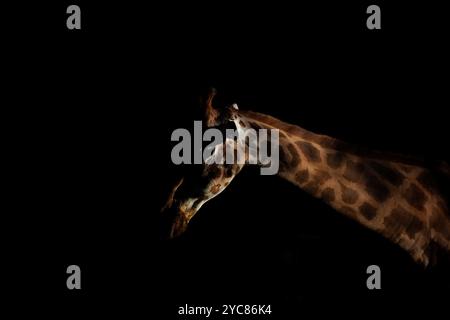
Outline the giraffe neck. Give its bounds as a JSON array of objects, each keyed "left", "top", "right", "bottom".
[{"left": 238, "top": 110, "right": 450, "bottom": 266}]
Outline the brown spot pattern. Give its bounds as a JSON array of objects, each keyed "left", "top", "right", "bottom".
[
  {"left": 316, "top": 171, "right": 332, "bottom": 183},
  {"left": 279, "top": 147, "right": 289, "bottom": 168},
  {"left": 359, "top": 203, "right": 377, "bottom": 220},
  {"left": 384, "top": 208, "right": 407, "bottom": 236},
  {"left": 365, "top": 174, "right": 391, "bottom": 203},
  {"left": 341, "top": 205, "right": 357, "bottom": 217},
  {"left": 295, "top": 170, "right": 309, "bottom": 184},
  {"left": 204, "top": 165, "right": 222, "bottom": 179},
  {"left": 326, "top": 152, "right": 344, "bottom": 169},
  {"left": 287, "top": 143, "right": 301, "bottom": 167},
  {"left": 296, "top": 141, "right": 321, "bottom": 162},
  {"left": 404, "top": 183, "right": 428, "bottom": 211},
  {"left": 210, "top": 184, "right": 222, "bottom": 194},
  {"left": 304, "top": 181, "right": 319, "bottom": 194},
  {"left": 384, "top": 207, "right": 424, "bottom": 239},
  {"left": 343, "top": 160, "right": 366, "bottom": 182},
  {"left": 405, "top": 216, "right": 424, "bottom": 239},
  {"left": 339, "top": 182, "right": 359, "bottom": 204},
  {"left": 370, "top": 161, "right": 404, "bottom": 186},
  {"left": 343, "top": 160, "right": 390, "bottom": 202},
  {"left": 322, "top": 188, "right": 335, "bottom": 202},
  {"left": 303, "top": 171, "right": 331, "bottom": 195}
]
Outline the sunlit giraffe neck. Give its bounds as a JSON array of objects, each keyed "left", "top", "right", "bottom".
[{"left": 236, "top": 110, "right": 450, "bottom": 266}]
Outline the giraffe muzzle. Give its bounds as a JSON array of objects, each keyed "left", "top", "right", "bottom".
[{"left": 159, "top": 204, "right": 191, "bottom": 240}]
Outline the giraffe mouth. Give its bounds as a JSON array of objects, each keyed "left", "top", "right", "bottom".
[{"left": 159, "top": 205, "right": 191, "bottom": 240}]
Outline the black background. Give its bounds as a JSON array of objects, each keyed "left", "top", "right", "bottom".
[{"left": 6, "top": 1, "right": 450, "bottom": 318}]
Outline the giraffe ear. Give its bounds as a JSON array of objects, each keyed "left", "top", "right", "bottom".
[{"left": 202, "top": 87, "right": 221, "bottom": 127}]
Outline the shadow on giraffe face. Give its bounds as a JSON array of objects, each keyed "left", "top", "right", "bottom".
[
  {"left": 159, "top": 88, "right": 244, "bottom": 240},
  {"left": 159, "top": 200, "right": 190, "bottom": 239},
  {"left": 159, "top": 88, "right": 281, "bottom": 239},
  {"left": 159, "top": 151, "right": 245, "bottom": 239}
]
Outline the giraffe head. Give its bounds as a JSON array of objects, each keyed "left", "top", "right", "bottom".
[{"left": 159, "top": 89, "right": 245, "bottom": 239}]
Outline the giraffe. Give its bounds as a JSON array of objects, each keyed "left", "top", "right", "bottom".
[{"left": 160, "top": 89, "right": 450, "bottom": 266}]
